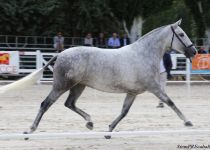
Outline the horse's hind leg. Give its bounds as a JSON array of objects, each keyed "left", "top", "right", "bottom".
[
  {"left": 151, "top": 86, "right": 193, "bottom": 126},
  {"left": 25, "top": 87, "right": 67, "bottom": 134},
  {"left": 64, "top": 84, "right": 93, "bottom": 130}
]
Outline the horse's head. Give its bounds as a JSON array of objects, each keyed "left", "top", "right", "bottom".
[{"left": 170, "top": 19, "right": 197, "bottom": 61}]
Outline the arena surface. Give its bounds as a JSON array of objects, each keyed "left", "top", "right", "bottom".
[{"left": 0, "top": 84, "right": 210, "bottom": 150}]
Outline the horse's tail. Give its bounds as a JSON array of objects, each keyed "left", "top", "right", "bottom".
[{"left": 0, "top": 55, "right": 58, "bottom": 94}]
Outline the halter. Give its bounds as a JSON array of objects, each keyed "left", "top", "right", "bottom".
[{"left": 170, "top": 26, "right": 194, "bottom": 50}]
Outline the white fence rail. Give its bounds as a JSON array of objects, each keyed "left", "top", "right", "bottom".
[
  {"left": 0, "top": 129, "right": 210, "bottom": 140},
  {"left": 19, "top": 51, "right": 56, "bottom": 80}
]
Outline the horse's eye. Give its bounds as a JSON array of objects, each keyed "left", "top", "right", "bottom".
[{"left": 179, "top": 33, "right": 184, "bottom": 37}]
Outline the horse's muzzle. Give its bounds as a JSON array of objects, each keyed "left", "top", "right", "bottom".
[
  {"left": 192, "top": 46, "right": 198, "bottom": 56},
  {"left": 184, "top": 46, "right": 197, "bottom": 62}
]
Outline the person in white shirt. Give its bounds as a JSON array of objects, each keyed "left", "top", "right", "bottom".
[
  {"left": 84, "top": 33, "right": 93, "bottom": 46},
  {"left": 53, "top": 32, "right": 64, "bottom": 53}
]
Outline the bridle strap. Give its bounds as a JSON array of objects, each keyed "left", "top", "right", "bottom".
[
  {"left": 170, "top": 26, "right": 194, "bottom": 49},
  {"left": 186, "top": 43, "right": 194, "bottom": 48},
  {"left": 170, "top": 30, "right": 175, "bottom": 49}
]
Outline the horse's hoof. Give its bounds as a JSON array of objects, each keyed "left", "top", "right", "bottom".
[
  {"left": 104, "top": 135, "right": 111, "bottom": 139},
  {"left": 23, "top": 131, "right": 29, "bottom": 140},
  {"left": 86, "top": 122, "right": 94, "bottom": 130},
  {"left": 185, "top": 121, "right": 193, "bottom": 126}
]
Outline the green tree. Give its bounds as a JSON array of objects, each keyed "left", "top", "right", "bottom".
[
  {"left": 61, "top": 0, "right": 120, "bottom": 36},
  {"left": 184, "top": 0, "right": 210, "bottom": 44},
  {"left": 0, "top": 0, "right": 208, "bottom": 42},
  {"left": 143, "top": 0, "right": 195, "bottom": 38},
  {"left": 0, "top": 0, "right": 61, "bottom": 35},
  {"left": 108, "top": 0, "right": 173, "bottom": 42},
  {"left": 184, "top": 0, "right": 205, "bottom": 38}
]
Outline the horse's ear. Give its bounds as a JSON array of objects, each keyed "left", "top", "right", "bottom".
[
  {"left": 172, "top": 19, "right": 182, "bottom": 28},
  {"left": 176, "top": 19, "right": 182, "bottom": 25}
]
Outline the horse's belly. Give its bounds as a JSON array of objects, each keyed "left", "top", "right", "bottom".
[
  {"left": 86, "top": 84, "right": 126, "bottom": 93},
  {"left": 82, "top": 79, "right": 143, "bottom": 94}
]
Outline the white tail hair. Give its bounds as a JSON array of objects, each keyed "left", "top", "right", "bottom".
[
  {"left": 0, "top": 69, "right": 43, "bottom": 94},
  {"left": 0, "top": 55, "right": 57, "bottom": 94}
]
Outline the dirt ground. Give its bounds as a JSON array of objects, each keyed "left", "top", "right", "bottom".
[{"left": 0, "top": 84, "right": 210, "bottom": 150}]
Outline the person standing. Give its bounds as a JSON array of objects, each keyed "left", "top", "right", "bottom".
[
  {"left": 96, "top": 32, "right": 106, "bottom": 48},
  {"left": 107, "top": 33, "right": 120, "bottom": 48},
  {"left": 84, "top": 33, "right": 93, "bottom": 46},
  {"left": 120, "top": 33, "right": 130, "bottom": 47},
  {"left": 157, "top": 52, "right": 173, "bottom": 108},
  {"left": 53, "top": 32, "right": 64, "bottom": 53},
  {"left": 198, "top": 46, "right": 207, "bottom": 54}
]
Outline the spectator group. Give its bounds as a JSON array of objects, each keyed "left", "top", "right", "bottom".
[{"left": 83, "top": 32, "right": 130, "bottom": 48}]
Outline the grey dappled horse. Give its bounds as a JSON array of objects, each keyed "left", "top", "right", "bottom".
[{"left": 26, "top": 20, "right": 197, "bottom": 136}]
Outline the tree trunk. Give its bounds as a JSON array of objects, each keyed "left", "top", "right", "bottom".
[
  {"left": 123, "top": 16, "right": 144, "bottom": 43},
  {"left": 204, "top": 29, "right": 210, "bottom": 48}
]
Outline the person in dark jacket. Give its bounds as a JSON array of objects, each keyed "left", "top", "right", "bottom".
[
  {"left": 198, "top": 47, "right": 207, "bottom": 54},
  {"left": 96, "top": 32, "right": 107, "bottom": 48},
  {"left": 157, "top": 51, "right": 172, "bottom": 108},
  {"left": 163, "top": 52, "right": 173, "bottom": 80},
  {"left": 120, "top": 33, "right": 130, "bottom": 47}
]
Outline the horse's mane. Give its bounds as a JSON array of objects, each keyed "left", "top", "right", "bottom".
[{"left": 137, "top": 25, "right": 168, "bottom": 41}]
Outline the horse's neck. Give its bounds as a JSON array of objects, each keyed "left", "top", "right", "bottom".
[{"left": 135, "top": 27, "right": 171, "bottom": 62}]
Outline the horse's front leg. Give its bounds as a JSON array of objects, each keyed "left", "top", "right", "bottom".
[
  {"left": 105, "top": 94, "right": 136, "bottom": 139},
  {"left": 151, "top": 86, "right": 193, "bottom": 126}
]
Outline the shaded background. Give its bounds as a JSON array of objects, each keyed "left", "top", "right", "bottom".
[{"left": 0, "top": 0, "right": 209, "bottom": 43}]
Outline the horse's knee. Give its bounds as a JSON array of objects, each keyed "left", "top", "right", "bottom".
[
  {"left": 121, "top": 109, "right": 129, "bottom": 118},
  {"left": 121, "top": 113, "right": 127, "bottom": 118},
  {"left": 40, "top": 100, "right": 49, "bottom": 109},
  {"left": 167, "top": 99, "right": 174, "bottom": 107},
  {"left": 64, "top": 101, "right": 70, "bottom": 107},
  {"left": 40, "top": 97, "right": 54, "bottom": 110}
]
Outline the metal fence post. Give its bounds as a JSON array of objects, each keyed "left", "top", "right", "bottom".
[
  {"left": 36, "top": 50, "right": 42, "bottom": 69},
  {"left": 36, "top": 50, "right": 43, "bottom": 83},
  {"left": 186, "top": 58, "right": 191, "bottom": 99},
  {"left": 186, "top": 59, "right": 191, "bottom": 83}
]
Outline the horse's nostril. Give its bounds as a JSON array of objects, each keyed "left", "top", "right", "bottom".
[
  {"left": 194, "top": 49, "right": 198, "bottom": 55},
  {"left": 192, "top": 48, "right": 197, "bottom": 55}
]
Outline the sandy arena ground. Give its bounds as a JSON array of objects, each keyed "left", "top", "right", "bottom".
[{"left": 0, "top": 83, "right": 210, "bottom": 150}]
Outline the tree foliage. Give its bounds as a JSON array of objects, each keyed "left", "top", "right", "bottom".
[
  {"left": 0, "top": 0, "right": 209, "bottom": 39},
  {"left": 143, "top": 0, "right": 195, "bottom": 37},
  {"left": 0, "top": 0, "right": 61, "bottom": 35},
  {"left": 109, "top": 0, "right": 173, "bottom": 31}
]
